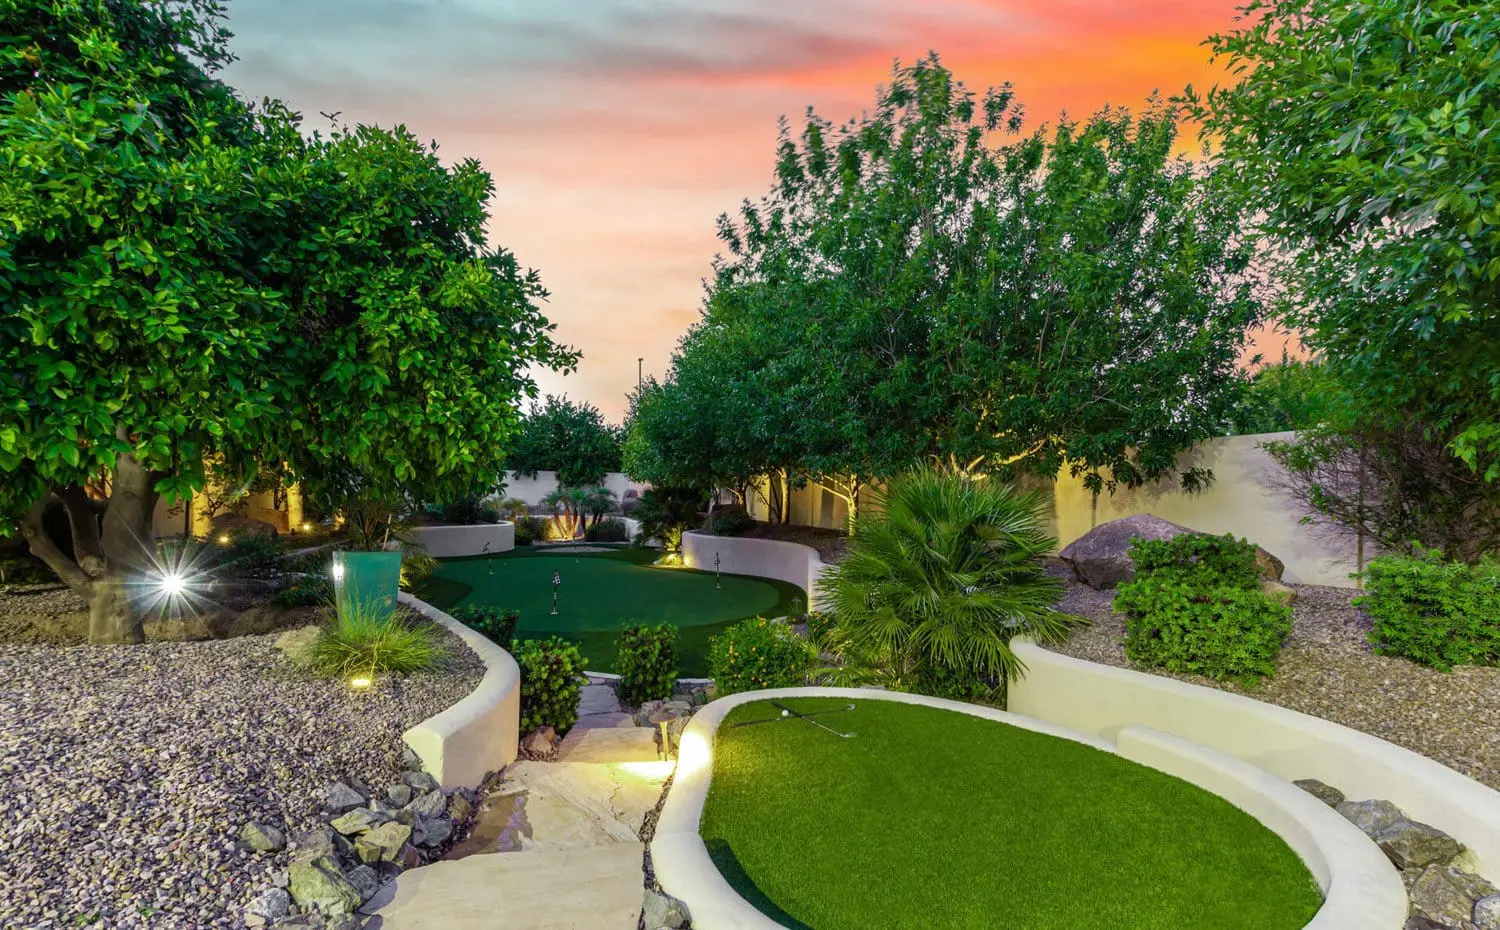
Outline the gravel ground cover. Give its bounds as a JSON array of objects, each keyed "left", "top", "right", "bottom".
[
  {"left": 1050, "top": 567, "right": 1500, "bottom": 790},
  {"left": 0, "top": 624, "right": 483, "bottom": 929},
  {"left": 732, "top": 522, "right": 849, "bottom": 563}
]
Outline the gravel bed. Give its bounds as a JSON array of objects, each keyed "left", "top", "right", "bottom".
[
  {"left": 732, "top": 522, "right": 849, "bottom": 563},
  {"left": 0, "top": 625, "right": 484, "bottom": 929},
  {"left": 1051, "top": 570, "right": 1500, "bottom": 790}
]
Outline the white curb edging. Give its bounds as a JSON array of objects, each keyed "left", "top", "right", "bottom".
[
  {"left": 681, "top": 531, "right": 832, "bottom": 611},
  {"left": 399, "top": 593, "right": 521, "bottom": 790},
  {"left": 651, "top": 687, "right": 1407, "bottom": 930}
]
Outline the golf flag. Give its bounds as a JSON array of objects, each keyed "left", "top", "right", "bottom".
[{"left": 553, "top": 570, "right": 561, "bottom": 589}]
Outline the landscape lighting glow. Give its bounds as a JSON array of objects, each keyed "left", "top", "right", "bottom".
[
  {"left": 349, "top": 675, "right": 373, "bottom": 690},
  {"left": 331, "top": 562, "right": 345, "bottom": 581},
  {"left": 217, "top": 534, "right": 230, "bottom": 545},
  {"left": 158, "top": 572, "right": 187, "bottom": 597}
]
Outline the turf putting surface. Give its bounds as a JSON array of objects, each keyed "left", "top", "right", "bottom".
[
  {"left": 422, "top": 547, "right": 802, "bottom": 675},
  {"left": 701, "top": 698, "right": 1322, "bottom": 930}
]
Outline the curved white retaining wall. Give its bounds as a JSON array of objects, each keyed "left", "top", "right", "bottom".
[
  {"left": 399, "top": 593, "right": 520, "bottom": 789},
  {"left": 652, "top": 687, "right": 1405, "bottom": 930},
  {"left": 410, "top": 522, "right": 515, "bottom": 558},
  {"left": 1009, "top": 640, "right": 1500, "bottom": 876},
  {"left": 681, "top": 531, "right": 831, "bottom": 610}
]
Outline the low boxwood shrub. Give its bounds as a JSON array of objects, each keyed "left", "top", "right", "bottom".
[
  {"left": 708, "top": 507, "right": 754, "bottom": 537},
  {"left": 585, "top": 517, "right": 629, "bottom": 543},
  {"left": 301, "top": 607, "right": 450, "bottom": 677},
  {"left": 515, "top": 637, "right": 589, "bottom": 734},
  {"left": 451, "top": 604, "right": 520, "bottom": 650},
  {"left": 438, "top": 497, "right": 501, "bottom": 525},
  {"left": 708, "top": 617, "right": 815, "bottom": 695},
  {"left": 1116, "top": 577, "right": 1293, "bottom": 681},
  {"left": 1129, "top": 533, "right": 1263, "bottom": 589},
  {"left": 1357, "top": 549, "right": 1500, "bottom": 671},
  {"left": 514, "top": 516, "right": 546, "bottom": 546},
  {"left": 616, "top": 623, "right": 678, "bottom": 706}
]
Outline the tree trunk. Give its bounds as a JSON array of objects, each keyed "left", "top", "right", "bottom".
[{"left": 88, "top": 575, "right": 144, "bottom": 645}]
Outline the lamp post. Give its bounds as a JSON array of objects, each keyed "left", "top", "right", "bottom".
[{"left": 714, "top": 552, "right": 721, "bottom": 589}]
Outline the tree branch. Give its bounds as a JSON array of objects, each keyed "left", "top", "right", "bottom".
[
  {"left": 20, "top": 496, "right": 96, "bottom": 595},
  {"left": 55, "top": 484, "right": 106, "bottom": 578}
]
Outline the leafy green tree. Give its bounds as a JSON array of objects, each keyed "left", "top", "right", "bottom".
[
  {"left": 1192, "top": 0, "right": 1500, "bottom": 479},
  {"left": 816, "top": 469, "right": 1077, "bottom": 697},
  {"left": 1227, "top": 357, "right": 1344, "bottom": 435},
  {"left": 507, "top": 395, "right": 622, "bottom": 488},
  {"left": 0, "top": 0, "right": 575, "bottom": 642}
]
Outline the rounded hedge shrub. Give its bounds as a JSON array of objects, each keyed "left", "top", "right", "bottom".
[
  {"left": 616, "top": 623, "right": 679, "bottom": 706},
  {"left": 451, "top": 604, "right": 520, "bottom": 650},
  {"left": 1116, "top": 577, "right": 1293, "bottom": 681},
  {"left": 515, "top": 636, "right": 588, "bottom": 734},
  {"left": 708, "top": 507, "right": 754, "bottom": 537},
  {"left": 709, "top": 618, "right": 815, "bottom": 695},
  {"left": 1357, "top": 548, "right": 1500, "bottom": 671}
]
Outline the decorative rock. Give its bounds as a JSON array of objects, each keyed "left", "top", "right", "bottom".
[
  {"left": 326, "top": 916, "right": 363, "bottom": 930},
  {"left": 1475, "top": 894, "right": 1500, "bottom": 930},
  {"left": 414, "top": 815, "right": 453, "bottom": 848},
  {"left": 447, "top": 791, "right": 475, "bottom": 823},
  {"left": 290, "top": 828, "right": 351, "bottom": 863},
  {"left": 400, "top": 746, "right": 424, "bottom": 772},
  {"left": 1293, "top": 779, "right": 1344, "bottom": 807},
  {"left": 243, "top": 887, "right": 291, "bottom": 927},
  {"left": 273, "top": 625, "right": 321, "bottom": 661},
  {"left": 642, "top": 887, "right": 691, "bottom": 929},
  {"left": 520, "top": 726, "right": 559, "bottom": 756},
  {"left": 1261, "top": 579, "right": 1299, "bottom": 605},
  {"left": 399, "top": 842, "right": 425, "bottom": 870},
  {"left": 344, "top": 864, "right": 381, "bottom": 903},
  {"left": 385, "top": 783, "right": 413, "bottom": 808},
  {"left": 401, "top": 771, "right": 441, "bottom": 795},
  {"left": 1336, "top": 798, "right": 1404, "bottom": 838},
  {"left": 289, "top": 855, "right": 363, "bottom": 917},
  {"left": 1404, "top": 918, "right": 1449, "bottom": 930},
  {"left": 1409, "top": 866, "right": 1482, "bottom": 928},
  {"left": 407, "top": 789, "right": 448, "bottom": 819},
  {"left": 1058, "top": 514, "right": 1284, "bottom": 589},
  {"left": 323, "top": 781, "right": 367, "bottom": 814},
  {"left": 1377, "top": 819, "right": 1464, "bottom": 870},
  {"left": 330, "top": 808, "right": 387, "bottom": 836},
  {"left": 355, "top": 821, "right": 413, "bottom": 864},
  {"left": 240, "top": 821, "right": 287, "bottom": 852},
  {"left": 369, "top": 798, "right": 396, "bottom": 815}
]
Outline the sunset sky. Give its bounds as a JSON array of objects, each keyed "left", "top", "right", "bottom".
[{"left": 221, "top": 0, "right": 1258, "bottom": 422}]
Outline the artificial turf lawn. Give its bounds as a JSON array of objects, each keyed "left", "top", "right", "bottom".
[
  {"left": 700, "top": 698, "right": 1323, "bottom": 930},
  {"left": 421, "top": 546, "right": 803, "bottom": 675}
]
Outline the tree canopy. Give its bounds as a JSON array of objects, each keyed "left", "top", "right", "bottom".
[
  {"left": 0, "top": 0, "right": 575, "bottom": 640},
  {"left": 630, "top": 56, "right": 1262, "bottom": 511},
  {"left": 506, "top": 395, "right": 622, "bottom": 488},
  {"left": 1193, "top": 0, "right": 1500, "bottom": 479}
]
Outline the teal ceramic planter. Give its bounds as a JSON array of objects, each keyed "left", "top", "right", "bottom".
[{"left": 332, "top": 550, "right": 402, "bottom": 618}]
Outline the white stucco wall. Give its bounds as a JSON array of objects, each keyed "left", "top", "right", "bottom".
[
  {"left": 409, "top": 522, "right": 515, "bottom": 558},
  {"left": 501, "top": 470, "right": 648, "bottom": 507},
  {"left": 681, "top": 530, "right": 831, "bottom": 610}
]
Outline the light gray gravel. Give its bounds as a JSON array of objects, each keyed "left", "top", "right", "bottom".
[
  {"left": 0, "top": 625, "right": 483, "bottom": 929},
  {"left": 1051, "top": 571, "right": 1500, "bottom": 791}
]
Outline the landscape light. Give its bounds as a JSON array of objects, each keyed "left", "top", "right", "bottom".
[
  {"left": 158, "top": 572, "right": 187, "bottom": 597},
  {"left": 217, "top": 534, "right": 231, "bottom": 545},
  {"left": 331, "top": 561, "right": 345, "bottom": 581},
  {"left": 349, "top": 675, "right": 373, "bottom": 690},
  {"left": 301, "top": 522, "right": 313, "bottom": 533}
]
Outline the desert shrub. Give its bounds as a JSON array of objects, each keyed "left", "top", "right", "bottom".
[
  {"left": 1128, "top": 533, "right": 1263, "bottom": 590},
  {"left": 399, "top": 549, "right": 438, "bottom": 592},
  {"left": 708, "top": 507, "right": 754, "bottom": 537},
  {"left": 451, "top": 604, "right": 520, "bottom": 650},
  {"left": 514, "top": 637, "right": 589, "bottom": 734},
  {"left": 1116, "top": 577, "right": 1293, "bottom": 681},
  {"left": 1357, "top": 549, "right": 1500, "bottom": 671},
  {"left": 211, "top": 533, "right": 287, "bottom": 578},
  {"left": 585, "top": 517, "right": 629, "bottom": 543},
  {"left": 274, "top": 575, "right": 332, "bottom": 608},
  {"left": 708, "top": 618, "right": 815, "bottom": 695},
  {"left": 633, "top": 486, "right": 707, "bottom": 553},
  {"left": 496, "top": 498, "right": 530, "bottom": 522},
  {"left": 615, "top": 623, "right": 678, "bottom": 706},
  {"left": 513, "top": 516, "right": 546, "bottom": 546},
  {"left": 439, "top": 497, "right": 501, "bottom": 525},
  {"left": 301, "top": 607, "right": 450, "bottom": 677}
]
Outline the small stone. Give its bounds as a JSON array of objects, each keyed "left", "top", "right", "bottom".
[
  {"left": 407, "top": 789, "right": 447, "bottom": 819},
  {"left": 415, "top": 815, "right": 452, "bottom": 848},
  {"left": 447, "top": 792, "right": 474, "bottom": 823},
  {"left": 355, "top": 821, "right": 412, "bottom": 864},
  {"left": 400, "top": 746, "right": 424, "bottom": 772},
  {"left": 323, "top": 782, "right": 367, "bottom": 814},
  {"left": 239, "top": 821, "right": 287, "bottom": 853},
  {"left": 399, "top": 842, "right": 424, "bottom": 870},
  {"left": 642, "top": 888, "right": 691, "bottom": 929},
  {"left": 1377, "top": 819, "right": 1464, "bottom": 870},
  {"left": 1292, "top": 779, "right": 1344, "bottom": 807},
  {"left": 288, "top": 855, "right": 362, "bottom": 917},
  {"left": 385, "top": 784, "right": 413, "bottom": 808},
  {"left": 243, "top": 887, "right": 291, "bottom": 927},
  {"left": 1475, "top": 894, "right": 1500, "bottom": 930},
  {"left": 344, "top": 864, "right": 380, "bottom": 903},
  {"left": 1336, "top": 798, "right": 1403, "bottom": 838},
  {"left": 520, "top": 726, "right": 558, "bottom": 756},
  {"left": 330, "top": 808, "right": 387, "bottom": 837},
  {"left": 401, "top": 771, "right": 440, "bottom": 795},
  {"left": 1260, "top": 579, "right": 1298, "bottom": 605},
  {"left": 290, "top": 828, "right": 349, "bottom": 863},
  {"left": 1409, "top": 866, "right": 1481, "bottom": 928},
  {"left": 326, "top": 916, "right": 363, "bottom": 930},
  {"left": 1404, "top": 918, "right": 1448, "bottom": 930}
]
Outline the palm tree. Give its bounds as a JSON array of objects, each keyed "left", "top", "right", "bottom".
[{"left": 817, "top": 468, "right": 1077, "bottom": 695}]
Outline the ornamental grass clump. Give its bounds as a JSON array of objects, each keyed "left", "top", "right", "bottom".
[{"left": 302, "top": 606, "right": 450, "bottom": 678}]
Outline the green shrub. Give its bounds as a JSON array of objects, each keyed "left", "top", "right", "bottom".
[
  {"left": 616, "top": 623, "right": 678, "bottom": 706},
  {"left": 274, "top": 575, "right": 332, "bottom": 608},
  {"left": 399, "top": 548, "right": 438, "bottom": 592},
  {"left": 1128, "top": 533, "right": 1263, "bottom": 590},
  {"left": 585, "top": 517, "right": 629, "bottom": 543},
  {"left": 211, "top": 533, "right": 287, "bottom": 578},
  {"left": 515, "top": 637, "right": 589, "bottom": 734},
  {"left": 709, "top": 618, "right": 815, "bottom": 695},
  {"left": 452, "top": 604, "right": 520, "bottom": 650},
  {"left": 439, "top": 497, "right": 501, "bottom": 525},
  {"left": 514, "top": 516, "right": 546, "bottom": 546},
  {"left": 1115, "top": 575, "right": 1293, "bottom": 681},
  {"left": 1357, "top": 549, "right": 1500, "bottom": 671},
  {"left": 301, "top": 607, "right": 450, "bottom": 678},
  {"left": 708, "top": 507, "right": 754, "bottom": 537}
]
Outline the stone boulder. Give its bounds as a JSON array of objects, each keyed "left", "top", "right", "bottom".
[
  {"left": 275, "top": 625, "right": 321, "bottom": 663},
  {"left": 239, "top": 821, "right": 287, "bottom": 853},
  {"left": 289, "top": 855, "right": 362, "bottom": 916},
  {"left": 1058, "top": 514, "right": 1284, "bottom": 589},
  {"left": 355, "top": 821, "right": 412, "bottom": 865},
  {"left": 520, "top": 726, "right": 559, "bottom": 757},
  {"left": 322, "top": 781, "right": 368, "bottom": 815},
  {"left": 1476, "top": 894, "right": 1500, "bottom": 930},
  {"left": 1377, "top": 819, "right": 1464, "bottom": 870},
  {"left": 1292, "top": 779, "right": 1344, "bottom": 808},
  {"left": 211, "top": 513, "right": 279, "bottom": 539},
  {"left": 243, "top": 887, "right": 291, "bottom": 927},
  {"left": 330, "top": 807, "right": 387, "bottom": 836},
  {"left": 1409, "top": 865, "right": 1483, "bottom": 928},
  {"left": 642, "top": 887, "right": 691, "bottom": 929},
  {"left": 1336, "top": 798, "right": 1404, "bottom": 837},
  {"left": 344, "top": 864, "right": 381, "bottom": 903}
]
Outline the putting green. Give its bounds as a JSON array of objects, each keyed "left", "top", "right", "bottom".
[{"left": 421, "top": 547, "right": 802, "bottom": 675}]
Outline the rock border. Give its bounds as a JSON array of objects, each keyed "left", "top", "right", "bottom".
[{"left": 651, "top": 687, "right": 1406, "bottom": 930}]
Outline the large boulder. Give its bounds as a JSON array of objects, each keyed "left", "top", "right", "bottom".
[
  {"left": 211, "top": 513, "right": 279, "bottom": 539},
  {"left": 288, "top": 855, "right": 362, "bottom": 916},
  {"left": 1059, "top": 514, "right": 1284, "bottom": 590}
]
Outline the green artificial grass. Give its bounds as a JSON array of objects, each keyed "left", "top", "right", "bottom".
[
  {"left": 701, "top": 698, "right": 1323, "bottom": 930},
  {"left": 421, "top": 547, "right": 803, "bottom": 675}
]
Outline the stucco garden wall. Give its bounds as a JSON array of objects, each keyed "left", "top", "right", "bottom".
[
  {"left": 502, "top": 470, "right": 648, "bottom": 507},
  {"left": 681, "top": 530, "right": 831, "bottom": 610},
  {"left": 409, "top": 522, "right": 515, "bottom": 558}
]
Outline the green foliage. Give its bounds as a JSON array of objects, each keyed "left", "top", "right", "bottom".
[
  {"left": 301, "top": 607, "right": 450, "bottom": 678},
  {"left": 496, "top": 498, "right": 530, "bottom": 522},
  {"left": 1115, "top": 536, "right": 1291, "bottom": 681},
  {"left": 708, "top": 508, "right": 754, "bottom": 537},
  {"left": 708, "top": 618, "right": 815, "bottom": 696},
  {"left": 273, "top": 575, "right": 332, "bottom": 609},
  {"left": 631, "top": 56, "right": 1260, "bottom": 501},
  {"left": 817, "top": 470, "right": 1075, "bottom": 694},
  {"left": 585, "top": 517, "right": 628, "bottom": 543},
  {"left": 1227, "top": 359, "right": 1344, "bottom": 436},
  {"left": 513, "top": 516, "right": 546, "bottom": 546},
  {"left": 439, "top": 498, "right": 501, "bottom": 525},
  {"left": 1356, "top": 549, "right": 1500, "bottom": 671},
  {"left": 208, "top": 533, "right": 287, "bottom": 579},
  {"left": 451, "top": 604, "right": 519, "bottom": 650},
  {"left": 1193, "top": 0, "right": 1500, "bottom": 480},
  {"left": 507, "top": 395, "right": 622, "bottom": 488},
  {"left": 632, "top": 486, "right": 706, "bottom": 553},
  {"left": 615, "top": 623, "right": 679, "bottom": 706},
  {"left": 514, "top": 637, "right": 589, "bottom": 735},
  {"left": 399, "top": 548, "right": 437, "bottom": 593},
  {"left": 1127, "top": 534, "right": 1264, "bottom": 591}
]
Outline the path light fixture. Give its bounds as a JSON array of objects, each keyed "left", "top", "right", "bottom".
[
  {"left": 217, "top": 534, "right": 231, "bottom": 546},
  {"left": 715, "top": 552, "right": 721, "bottom": 589},
  {"left": 349, "top": 674, "right": 373, "bottom": 691},
  {"left": 650, "top": 708, "right": 680, "bottom": 761}
]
